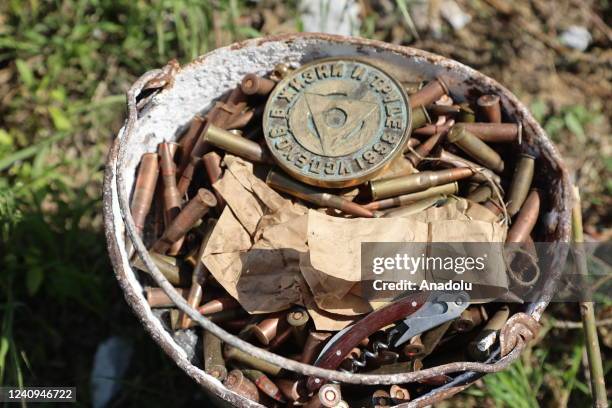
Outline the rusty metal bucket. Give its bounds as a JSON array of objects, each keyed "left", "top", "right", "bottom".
[{"left": 103, "top": 33, "right": 572, "bottom": 407}]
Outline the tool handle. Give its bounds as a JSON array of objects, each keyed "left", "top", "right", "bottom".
[{"left": 306, "top": 291, "right": 428, "bottom": 391}]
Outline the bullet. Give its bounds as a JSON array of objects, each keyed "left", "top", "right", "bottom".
[
  {"left": 203, "top": 330, "right": 227, "bottom": 381},
  {"left": 219, "top": 317, "right": 252, "bottom": 332},
  {"left": 318, "top": 383, "right": 342, "bottom": 407},
  {"left": 132, "top": 251, "right": 189, "bottom": 286},
  {"left": 224, "top": 345, "right": 283, "bottom": 376},
  {"left": 383, "top": 194, "right": 445, "bottom": 217},
  {"left": 410, "top": 105, "right": 431, "bottom": 130},
  {"left": 369, "top": 168, "right": 473, "bottom": 200},
  {"left": 364, "top": 182, "right": 458, "bottom": 211},
  {"left": 211, "top": 88, "right": 249, "bottom": 129},
  {"left": 267, "top": 170, "right": 374, "bottom": 218},
  {"left": 466, "top": 181, "right": 480, "bottom": 193},
  {"left": 131, "top": 153, "right": 159, "bottom": 235},
  {"left": 390, "top": 385, "right": 410, "bottom": 403},
  {"left": 198, "top": 296, "right": 241, "bottom": 315},
  {"left": 405, "top": 130, "right": 446, "bottom": 167},
  {"left": 403, "top": 137, "right": 421, "bottom": 153},
  {"left": 177, "top": 115, "right": 206, "bottom": 176},
  {"left": 176, "top": 155, "right": 199, "bottom": 197},
  {"left": 409, "top": 77, "right": 449, "bottom": 108},
  {"left": 505, "top": 154, "right": 535, "bottom": 217},
  {"left": 458, "top": 102, "right": 476, "bottom": 123},
  {"left": 277, "top": 379, "right": 307, "bottom": 402},
  {"left": 436, "top": 148, "right": 501, "bottom": 184},
  {"left": 427, "top": 104, "right": 460, "bottom": 116},
  {"left": 178, "top": 218, "right": 217, "bottom": 329},
  {"left": 477, "top": 94, "right": 502, "bottom": 123},
  {"left": 159, "top": 142, "right": 182, "bottom": 220},
  {"left": 453, "top": 305, "right": 488, "bottom": 332},
  {"left": 420, "top": 321, "right": 453, "bottom": 357},
  {"left": 267, "top": 325, "right": 293, "bottom": 351},
  {"left": 411, "top": 118, "right": 454, "bottom": 137},
  {"left": 252, "top": 312, "right": 288, "bottom": 346},
  {"left": 506, "top": 189, "right": 540, "bottom": 244},
  {"left": 152, "top": 188, "right": 217, "bottom": 253},
  {"left": 447, "top": 125, "right": 505, "bottom": 173},
  {"left": 468, "top": 305, "right": 510, "bottom": 360},
  {"left": 241, "top": 73, "right": 277, "bottom": 96},
  {"left": 202, "top": 150, "right": 225, "bottom": 208},
  {"left": 466, "top": 184, "right": 493, "bottom": 203},
  {"left": 201, "top": 123, "right": 269, "bottom": 163},
  {"left": 456, "top": 122, "right": 522, "bottom": 144},
  {"left": 287, "top": 308, "right": 310, "bottom": 346},
  {"left": 300, "top": 331, "right": 332, "bottom": 364},
  {"left": 402, "top": 334, "right": 425, "bottom": 358},
  {"left": 224, "top": 370, "right": 260, "bottom": 403},
  {"left": 242, "top": 369, "right": 285, "bottom": 402},
  {"left": 171, "top": 308, "right": 248, "bottom": 330},
  {"left": 144, "top": 286, "right": 189, "bottom": 308},
  {"left": 223, "top": 109, "right": 257, "bottom": 130}
]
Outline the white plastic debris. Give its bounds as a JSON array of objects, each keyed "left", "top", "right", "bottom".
[
  {"left": 440, "top": 0, "right": 471, "bottom": 30},
  {"left": 559, "top": 26, "right": 592, "bottom": 51},
  {"left": 91, "top": 337, "right": 134, "bottom": 408},
  {"left": 299, "top": 0, "right": 361, "bottom": 36}
]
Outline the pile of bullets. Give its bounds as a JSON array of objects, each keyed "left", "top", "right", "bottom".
[{"left": 129, "top": 59, "right": 542, "bottom": 406}]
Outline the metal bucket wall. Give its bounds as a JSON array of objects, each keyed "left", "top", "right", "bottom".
[{"left": 103, "top": 33, "right": 572, "bottom": 407}]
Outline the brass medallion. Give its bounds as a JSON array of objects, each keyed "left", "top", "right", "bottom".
[{"left": 263, "top": 58, "right": 412, "bottom": 188}]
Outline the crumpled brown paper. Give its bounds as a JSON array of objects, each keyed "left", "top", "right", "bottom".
[{"left": 202, "top": 156, "right": 508, "bottom": 330}]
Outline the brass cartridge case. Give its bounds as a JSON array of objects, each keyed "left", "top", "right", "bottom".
[
  {"left": 144, "top": 286, "right": 189, "bottom": 308},
  {"left": 224, "top": 345, "right": 283, "bottom": 376},
  {"left": 468, "top": 305, "right": 510, "bottom": 360},
  {"left": 170, "top": 308, "right": 248, "bottom": 330},
  {"left": 505, "top": 154, "right": 535, "bottom": 217},
  {"left": 373, "top": 389, "right": 392, "bottom": 407},
  {"left": 131, "top": 153, "right": 159, "bottom": 234},
  {"left": 300, "top": 331, "right": 332, "bottom": 364},
  {"left": 411, "top": 120, "right": 453, "bottom": 137},
  {"left": 453, "top": 305, "right": 488, "bottom": 332},
  {"left": 198, "top": 296, "right": 240, "bottom": 315},
  {"left": 370, "top": 168, "right": 473, "bottom": 200},
  {"left": 202, "top": 150, "right": 225, "bottom": 207},
  {"left": 409, "top": 77, "right": 449, "bottom": 108},
  {"left": 506, "top": 189, "right": 540, "bottom": 244},
  {"left": 405, "top": 130, "right": 445, "bottom": 167},
  {"left": 466, "top": 184, "right": 493, "bottom": 203},
  {"left": 252, "top": 312, "right": 288, "bottom": 346},
  {"left": 277, "top": 379, "right": 307, "bottom": 402},
  {"left": 152, "top": 189, "right": 217, "bottom": 253},
  {"left": 243, "top": 369, "right": 285, "bottom": 402},
  {"left": 383, "top": 195, "right": 445, "bottom": 217},
  {"left": 318, "top": 383, "right": 342, "bottom": 408},
  {"left": 390, "top": 385, "right": 410, "bottom": 403},
  {"left": 132, "top": 252, "right": 189, "bottom": 286},
  {"left": 437, "top": 149, "right": 501, "bottom": 184},
  {"left": 159, "top": 142, "right": 182, "bottom": 219},
  {"left": 287, "top": 308, "right": 310, "bottom": 346},
  {"left": 267, "top": 170, "right": 374, "bottom": 218},
  {"left": 364, "top": 182, "right": 458, "bottom": 211},
  {"left": 458, "top": 102, "right": 476, "bottom": 123},
  {"left": 410, "top": 105, "right": 431, "bottom": 130},
  {"left": 447, "top": 125, "right": 505, "bottom": 173},
  {"left": 201, "top": 124, "right": 268, "bottom": 163},
  {"left": 457, "top": 122, "right": 521, "bottom": 144},
  {"left": 402, "top": 334, "right": 425, "bottom": 358},
  {"left": 176, "top": 155, "right": 200, "bottom": 197},
  {"left": 477, "top": 94, "right": 502, "bottom": 123},
  {"left": 177, "top": 115, "right": 206, "bottom": 175},
  {"left": 203, "top": 330, "right": 227, "bottom": 381},
  {"left": 241, "top": 73, "right": 277, "bottom": 96},
  {"left": 224, "top": 370, "right": 260, "bottom": 403},
  {"left": 267, "top": 325, "right": 293, "bottom": 351},
  {"left": 178, "top": 218, "right": 216, "bottom": 329}
]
